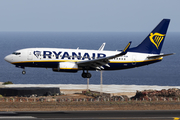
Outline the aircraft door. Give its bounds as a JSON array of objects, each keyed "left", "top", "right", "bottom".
[
  {"left": 27, "top": 51, "right": 33, "bottom": 60},
  {"left": 132, "top": 55, "right": 136, "bottom": 65}
]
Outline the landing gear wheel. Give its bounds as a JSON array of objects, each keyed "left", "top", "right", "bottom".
[
  {"left": 81, "top": 72, "right": 92, "bottom": 78},
  {"left": 82, "top": 73, "right": 87, "bottom": 78},
  {"left": 86, "top": 73, "right": 91, "bottom": 78},
  {"left": 22, "top": 70, "right": 26, "bottom": 75}
]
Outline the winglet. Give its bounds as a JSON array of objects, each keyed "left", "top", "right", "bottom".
[
  {"left": 120, "top": 41, "right": 132, "bottom": 55},
  {"left": 98, "top": 43, "right": 106, "bottom": 51}
]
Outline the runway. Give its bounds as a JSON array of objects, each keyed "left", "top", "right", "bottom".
[{"left": 0, "top": 111, "right": 180, "bottom": 120}]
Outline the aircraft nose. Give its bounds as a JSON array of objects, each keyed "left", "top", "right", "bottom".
[{"left": 4, "top": 55, "right": 12, "bottom": 63}]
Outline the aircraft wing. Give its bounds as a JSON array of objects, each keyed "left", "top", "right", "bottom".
[{"left": 77, "top": 42, "right": 131, "bottom": 70}]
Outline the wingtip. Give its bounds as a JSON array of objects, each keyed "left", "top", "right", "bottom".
[{"left": 122, "top": 41, "right": 132, "bottom": 53}]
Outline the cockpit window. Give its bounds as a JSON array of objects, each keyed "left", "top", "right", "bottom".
[{"left": 12, "top": 52, "right": 21, "bottom": 55}]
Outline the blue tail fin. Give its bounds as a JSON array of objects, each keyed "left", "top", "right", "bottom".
[{"left": 129, "top": 19, "right": 170, "bottom": 54}]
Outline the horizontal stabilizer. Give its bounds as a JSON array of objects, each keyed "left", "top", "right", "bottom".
[{"left": 147, "top": 53, "right": 175, "bottom": 59}]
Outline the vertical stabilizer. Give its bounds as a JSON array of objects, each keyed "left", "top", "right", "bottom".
[{"left": 129, "top": 19, "right": 170, "bottom": 54}]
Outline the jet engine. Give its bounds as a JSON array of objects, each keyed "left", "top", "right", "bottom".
[{"left": 52, "top": 62, "right": 78, "bottom": 72}]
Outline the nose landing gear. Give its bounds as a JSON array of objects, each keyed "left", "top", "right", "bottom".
[
  {"left": 16, "top": 66, "right": 26, "bottom": 75},
  {"left": 22, "top": 69, "right": 26, "bottom": 75}
]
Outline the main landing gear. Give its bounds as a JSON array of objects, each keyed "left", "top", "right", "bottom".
[{"left": 81, "top": 70, "right": 92, "bottom": 78}]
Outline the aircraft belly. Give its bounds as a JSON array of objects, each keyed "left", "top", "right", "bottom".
[
  {"left": 13, "top": 59, "right": 161, "bottom": 70},
  {"left": 14, "top": 62, "right": 59, "bottom": 68},
  {"left": 100, "top": 59, "right": 162, "bottom": 70}
]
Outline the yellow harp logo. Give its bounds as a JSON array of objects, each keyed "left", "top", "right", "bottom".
[{"left": 149, "top": 32, "right": 165, "bottom": 49}]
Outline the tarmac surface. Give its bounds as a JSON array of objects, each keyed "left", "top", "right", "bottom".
[{"left": 0, "top": 111, "right": 180, "bottom": 120}]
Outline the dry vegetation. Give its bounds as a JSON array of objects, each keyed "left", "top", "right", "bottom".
[
  {"left": 1, "top": 101, "right": 180, "bottom": 111},
  {"left": 0, "top": 93, "right": 180, "bottom": 111}
]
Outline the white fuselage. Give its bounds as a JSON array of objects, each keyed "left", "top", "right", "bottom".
[{"left": 4, "top": 48, "right": 162, "bottom": 71}]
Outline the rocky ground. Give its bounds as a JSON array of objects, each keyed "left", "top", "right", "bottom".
[
  {"left": 132, "top": 88, "right": 180, "bottom": 100},
  {"left": 1, "top": 100, "right": 180, "bottom": 111},
  {"left": 1, "top": 81, "right": 180, "bottom": 111},
  {"left": 1, "top": 89, "right": 180, "bottom": 111}
]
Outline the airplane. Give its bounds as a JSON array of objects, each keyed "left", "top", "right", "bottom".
[{"left": 4, "top": 19, "right": 174, "bottom": 78}]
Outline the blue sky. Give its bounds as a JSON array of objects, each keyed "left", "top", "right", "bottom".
[{"left": 0, "top": 0, "right": 179, "bottom": 32}]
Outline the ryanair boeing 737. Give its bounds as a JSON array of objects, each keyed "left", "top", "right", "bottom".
[{"left": 4, "top": 19, "right": 173, "bottom": 78}]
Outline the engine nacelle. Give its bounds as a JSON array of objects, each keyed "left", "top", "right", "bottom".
[{"left": 52, "top": 62, "right": 78, "bottom": 73}]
